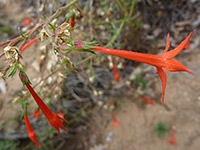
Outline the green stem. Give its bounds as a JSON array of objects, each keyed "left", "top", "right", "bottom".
[
  {"left": 106, "top": 21, "right": 125, "bottom": 47},
  {"left": 129, "top": 0, "right": 135, "bottom": 16},
  {"left": 75, "top": 55, "right": 95, "bottom": 66}
]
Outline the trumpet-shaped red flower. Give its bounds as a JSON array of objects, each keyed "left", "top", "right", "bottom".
[
  {"left": 111, "top": 112, "right": 120, "bottom": 127},
  {"left": 140, "top": 95, "right": 154, "bottom": 104},
  {"left": 70, "top": 16, "right": 75, "bottom": 28},
  {"left": 169, "top": 128, "right": 176, "bottom": 145},
  {"left": 33, "top": 109, "right": 41, "bottom": 119},
  {"left": 22, "top": 18, "right": 31, "bottom": 26},
  {"left": 90, "top": 32, "right": 194, "bottom": 105},
  {"left": 24, "top": 114, "right": 41, "bottom": 147},
  {"left": 21, "top": 36, "right": 39, "bottom": 53},
  {"left": 19, "top": 73, "right": 69, "bottom": 135},
  {"left": 111, "top": 58, "right": 120, "bottom": 82}
]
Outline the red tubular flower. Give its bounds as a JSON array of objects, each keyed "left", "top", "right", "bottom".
[
  {"left": 19, "top": 73, "right": 69, "bottom": 135},
  {"left": 169, "top": 128, "right": 176, "bottom": 145},
  {"left": 111, "top": 58, "right": 120, "bottom": 82},
  {"left": 21, "top": 36, "right": 39, "bottom": 53},
  {"left": 22, "top": 18, "right": 31, "bottom": 26},
  {"left": 111, "top": 112, "right": 120, "bottom": 127},
  {"left": 90, "top": 31, "right": 194, "bottom": 105},
  {"left": 70, "top": 16, "right": 75, "bottom": 28},
  {"left": 24, "top": 114, "right": 41, "bottom": 147},
  {"left": 33, "top": 109, "right": 41, "bottom": 119},
  {"left": 140, "top": 95, "right": 154, "bottom": 104}
]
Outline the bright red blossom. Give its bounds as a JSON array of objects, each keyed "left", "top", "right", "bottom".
[
  {"left": 24, "top": 114, "right": 41, "bottom": 147},
  {"left": 19, "top": 73, "right": 69, "bottom": 135},
  {"left": 70, "top": 16, "right": 75, "bottom": 28},
  {"left": 111, "top": 58, "right": 120, "bottom": 82},
  {"left": 90, "top": 31, "right": 194, "bottom": 105},
  {"left": 140, "top": 95, "right": 154, "bottom": 104},
  {"left": 111, "top": 112, "right": 120, "bottom": 127},
  {"left": 22, "top": 18, "right": 31, "bottom": 26},
  {"left": 33, "top": 109, "right": 41, "bottom": 119},
  {"left": 169, "top": 128, "right": 176, "bottom": 145},
  {"left": 21, "top": 36, "right": 39, "bottom": 53}
]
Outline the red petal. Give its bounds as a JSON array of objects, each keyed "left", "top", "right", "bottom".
[
  {"left": 21, "top": 36, "right": 39, "bottom": 53},
  {"left": 111, "top": 112, "right": 120, "bottom": 127},
  {"left": 156, "top": 67, "right": 166, "bottom": 105},
  {"left": 163, "top": 31, "right": 194, "bottom": 59},
  {"left": 140, "top": 95, "right": 154, "bottom": 104},
  {"left": 163, "top": 59, "right": 194, "bottom": 75},
  {"left": 24, "top": 114, "right": 41, "bottom": 147},
  {"left": 112, "top": 58, "right": 120, "bottom": 82},
  {"left": 163, "top": 33, "right": 170, "bottom": 54}
]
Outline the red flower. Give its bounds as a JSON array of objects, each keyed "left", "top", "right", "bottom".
[
  {"left": 140, "top": 95, "right": 154, "bottom": 104},
  {"left": 57, "top": 110, "right": 66, "bottom": 119},
  {"left": 111, "top": 112, "right": 120, "bottom": 127},
  {"left": 24, "top": 114, "right": 41, "bottom": 147},
  {"left": 19, "top": 73, "right": 69, "bottom": 135},
  {"left": 22, "top": 18, "right": 31, "bottom": 26},
  {"left": 169, "top": 128, "right": 176, "bottom": 145},
  {"left": 112, "top": 58, "right": 120, "bottom": 82},
  {"left": 70, "top": 16, "right": 75, "bottom": 28},
  {"left": 21, "top": 36, "right": 39, "bottom": 53},
  {"left": 91, "top": 32, "right": 194, "bottom": 105},
  {"left": 33, "top": 109, "right": 41, "bottom": 119}
]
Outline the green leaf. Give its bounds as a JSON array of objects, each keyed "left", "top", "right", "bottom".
[
  {"left": 8, "top": 64, "right": 18, "bottom": 77},
  {"left": 82, "top": 45, "right": 96, "bottom": 49},
  {"left": 19, "top": 30, "right": 28, "bottom": 39},
  {"left": 75, "top": 48, "right": 96, "bottom": 54},
  {"left": 49, "top": 23, "right": 56, "bottom": 32},
  {"left": 40, "top": 16, "right": 46, "bottom": 22},
  {"left": 82, "top": 41, "right": 98, "bottom": 45},
  {"left": 65, "top": 11, "right": 74, "bottom": 19},
  {"left": 50, "top": 65, "right": 54, "bottom": 73}
]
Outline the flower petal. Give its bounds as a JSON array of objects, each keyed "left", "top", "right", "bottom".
[
  {"left": 163, "top": 31, "right": 194, "bottom": 59},
  {"left": 163, "top": 59, "right": 194, "bottom": 75},
  {"left": 163, "top": 33, "right": 170, "bottom": 54},
  {"left": 156, "top": 67, "right": 166, "bottom": 105}
]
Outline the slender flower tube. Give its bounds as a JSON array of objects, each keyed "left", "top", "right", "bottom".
[
  {"left": 70, "top": 16, "right": 75, "bottom": 28},
  {"left": 88, "top": 31, "right": 194, "bottom": 105},
  {"left": 111, "top": 112, "right": 120, "bottom": 127},
  {"left": 24, "top": 114, "right": 41, "bottom": 147},
  {"left": 19, "top": 73, "right": 69, "bottom": 135},
  {"left": 169, "top": 128, "right": 176, "bottom": 145},
  {"left": 22, "top": 18, "right": 31, "bottom": 26},
  {"left": 111, "top": 58, "right": 120, "bottom": 82},
  {"left": 140, "top": 95, "right": 154, "bottom": 104},
  {"left": 21, "top": 36, "right": 39, "bottom": 53},
  {"left": 33, "top": 109, "right": 41, "bottom": 119}
]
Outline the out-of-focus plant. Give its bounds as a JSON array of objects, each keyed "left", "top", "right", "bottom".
[
  {"left": 153, "top": 122, "right": 169, "bottom": 136},
  {"left": 0, "top": 140, "right": 19, "bottom": 150}
]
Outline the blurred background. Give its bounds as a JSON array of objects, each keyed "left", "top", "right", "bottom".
[{"left": 0, "top": 0, "right": 200, "bottom": 149}]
